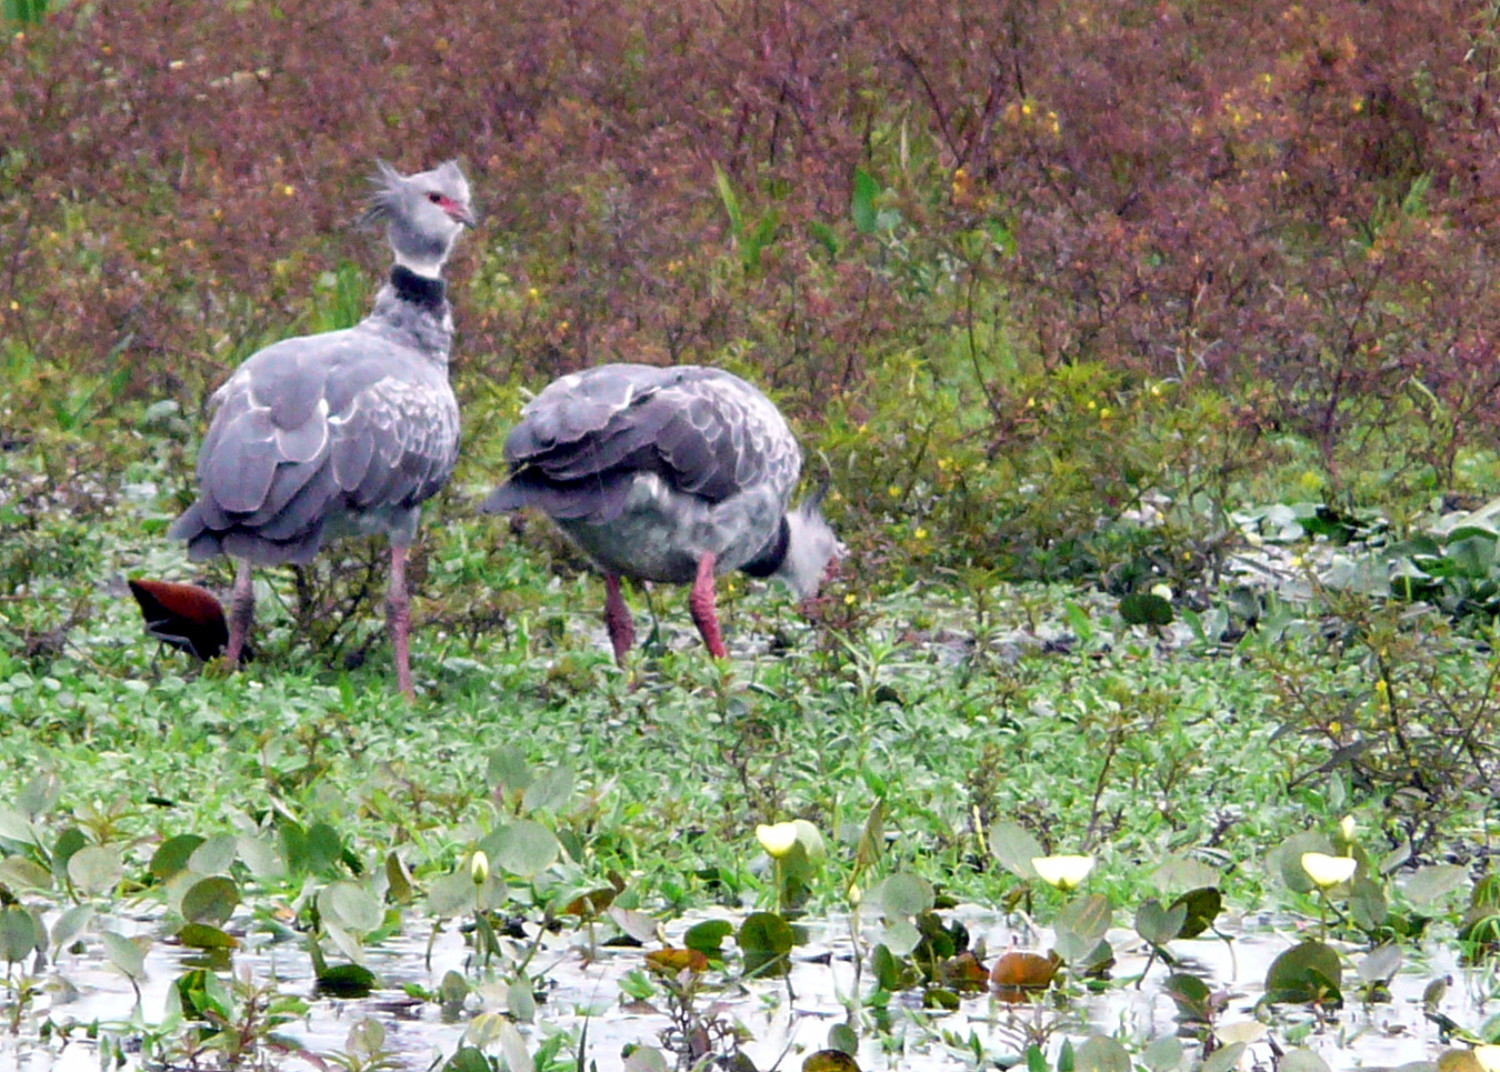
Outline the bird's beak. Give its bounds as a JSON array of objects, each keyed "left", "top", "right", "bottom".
[{"left": 452, "top": 204, "right": 479, "bottom": 229}]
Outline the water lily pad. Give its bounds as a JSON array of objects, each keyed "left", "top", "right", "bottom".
[
  {"left": 182, "top": 875, "right": 239, "bottom": 927},
  {"left": 522, "top": 765, "right": 574, "bottom": 815},
  {"left": 149, "top": 834, "right": 206, "bottom": 879},
  {"left": 67, "top": 844, "right": 123, "bottom": 896},
  {"left": 100, "top": 930, "right": 147, "bottom": 980},
  {"left": 1055, "top": 893, "right": 1112, "bottom": 963},
  {"left": 1076, "top": 1035, "right": 1131, "bottom": 1072},
  {"left": 0, "top": 905, "right": 37, "bottom": 964},
  {"left": 684, "top": 918, "right": 733, "bottom": 956},
  {"left": 319, "top": 880, "right": 383, "bottom": 935},
  {"left": 989, "top": 822, "right": 1043, "bottom": 879},
  {"left": 178, "top": 923, "right": 238, "bottom": 949},
  {"left": 188, "top": 833, "right": 239, "bottom": 876},
  {"left": 1170, "top": 887, "right": 1222, "bottom": 939},
  {"left": 1265, "top": 939, "right": 1342, "bottom": 1006},
  {"left": 484, "top": 820, "right": 561, "bottom": 877},
  {"left": 1404, "top": 864, "right": 1468, "bottom": 906},
  {"left": 877, "top": 873, "right": 934, "bottom": 918},
  {"left": 1135, "top": 898, "right": 1187, "bottom": 947}
]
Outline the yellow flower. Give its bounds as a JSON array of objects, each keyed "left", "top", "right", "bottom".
[
  {"left": 843, "top": 593, "right": 857, "bottom": 606},
  {"left": 756, "top": 822, "right": 798, "bottom": 860},
  {"left": 527, "top": 287, "right": 540, "bottom": 301},
  {"left": 1339, "top": 815, "right": 1356, "bottom": 842},
  {"left": 470, "top": 850, "right": 489, "bottom": 885},
  {"left": 914, "top": 527, "right": 928, "bottom": 540},
  {"left": 1031, "top": 854, "right": 1095, "bottom": 891},
  {"left": 281, "top": 184, "right": 295, "bottom": 197},
  {"left": 1301, "top": 852, "right": 1356, "bottom": 889},
  {"left": 1328, "top": 720, "right": 1342, "bottom": 736},
  {"left": 888, "top": 485, "right": 901, "bottom": 498}
]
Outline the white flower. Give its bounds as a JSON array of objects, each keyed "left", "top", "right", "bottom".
[
  {"left": 1031, "top": 854, "right": 1095, "bottom": 891},
  {"left": 470, "top": 850, "right": 489, "bottom": 885},
  {"left": 1339, "top": 815, "right": 1356, "bottom": 842},
  {"left": 1301, "top": 852, "right": 1356, "bottom": 889}
]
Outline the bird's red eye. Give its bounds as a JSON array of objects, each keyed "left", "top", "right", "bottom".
[{"left": 427, "top": 192, "right": 444, "bottom": 205}]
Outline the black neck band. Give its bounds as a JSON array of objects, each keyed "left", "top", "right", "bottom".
[
  {"left": 740, "top": 516, "right": 791, "bottom": 579},
  {"left": 391, "top": 265, "right": 446, "bottom": 310}
]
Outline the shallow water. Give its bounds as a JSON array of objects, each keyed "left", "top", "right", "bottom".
[{"left": 2, "top": 904, "right": 1476, "bottom": 1071}]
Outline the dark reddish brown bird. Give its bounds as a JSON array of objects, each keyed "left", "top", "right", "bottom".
[{"left": 127, "top": 579, "right": 233, "bottom": 662}]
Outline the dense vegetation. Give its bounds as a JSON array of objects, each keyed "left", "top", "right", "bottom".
[{"left": 7, "top": 1, "right": 1500, "bottom": 1069}]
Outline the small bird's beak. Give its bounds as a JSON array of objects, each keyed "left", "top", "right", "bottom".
[{"left": 452, "top": 204, "right": 479, "bottom": 229}]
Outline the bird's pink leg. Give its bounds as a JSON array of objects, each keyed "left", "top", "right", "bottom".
[
  {"left": 388, "top": 544, "right": 415, "bottom": 701},
  {"left": 688, "top": 553, "right": 727, "bottom": 658},
  {"left": 603, "top": 574, "right": 636, "bottom": 665},
  {"left": 225, "top": 559, "right": 254, "bottom": 669}
]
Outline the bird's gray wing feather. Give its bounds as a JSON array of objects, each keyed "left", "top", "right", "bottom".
[
  {"left": 175, "top": 326, "right": 458, "bottom": 554},
  {"left": 495, "top": 365, "right": 795, "bottom": 521}
]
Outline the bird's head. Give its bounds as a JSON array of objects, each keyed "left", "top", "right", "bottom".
[
  {"left": 361, "top": 160, "right": 477, "bottom": 277},
  {"left": 775, "top": 490, "right": 846, "bottom": 599}
]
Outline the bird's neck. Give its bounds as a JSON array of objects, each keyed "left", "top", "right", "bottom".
[
  {"left": 740, "top": 516, "right": 791, "bottom": 579},
  {"left": 367, "top": 265, "right": 455, "bottom": 361},
  {"left": 390, "top": 265, "right": 447, "bottom": 311}
]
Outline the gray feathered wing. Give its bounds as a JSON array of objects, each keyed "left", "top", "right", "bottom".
[
  {"left": 169, "top": 327, "right": 459, "bottom": 565},
  {"left": 482, "top": 365, "right": 796, "bottom": 521}
]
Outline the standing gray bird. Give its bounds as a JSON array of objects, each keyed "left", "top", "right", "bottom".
[
  {"left": 481, "top": 364, "right": 842, "bottom": 662},
  {"left": 168, "top": 160, "right": 475, "bottom": 698}
]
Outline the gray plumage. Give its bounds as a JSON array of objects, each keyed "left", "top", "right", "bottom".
[
  {"left": 170, "top": 162, "right": 473, "bottom": 566},
  {"left": 166, "top": 160, "right": 475, "bottom": 696},
  {"left": 482, "top": 363, "right": 842, "bottom": 662}
]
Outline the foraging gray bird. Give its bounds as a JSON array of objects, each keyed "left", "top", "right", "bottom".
[
  {"left": 481, "top": 364, "right": 842, "bottom": 662},
  {"left": 168, "top": 160, "right": 475, "bottom": 698}
]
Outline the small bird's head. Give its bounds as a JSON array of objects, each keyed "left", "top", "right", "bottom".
[
  {"left": 775, "top": 491, "right": 846, "bottom": 599},
  {"left": 362, "top": 160, "right": 477, "bottom": 277}
]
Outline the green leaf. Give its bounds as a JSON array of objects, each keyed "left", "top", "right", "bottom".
[
  {"left": 67, "top": 844, "right": 123, "bottom": 896},
  {"left": 1152, "top": 855, "right": 1220, "bottom": 893},
  {"left": 0, "top": 855, "right": 52, "bottom": 891},
  {"left": 315, "top": 962, "right": 376, "bottom": 996},
  {"left": 179, "top": 923, "right": 238, "bottom": 949},
  {"left": 319, "top": 880, "right": 383, "bottom": 935},
  {"left": 181, "top": 875, "right": 239, "bottom": 927},
  {"left": 1356, "top": 944, "right": 1402, "bottom": 985},
  {"left": 1403, "top": 864, "right": 1468, "bottom": 906},
  {"left": 1169, "top": 887, "right": 1222, "bottom": 939},
  {"left": 1201, "top": 1043, "right": 1246, "bottom": 1072},
  {"left": 521, "top": 766, "right": 575, "bottom": 815},
  {"left": 0, "top": 905, "right": 37, "bottom": 963},
  {"left": 484, "top": 820, "right": 561, "bottom": 877},
  {"left": 488, "top": 746, "right": 534, "bottom": 794},
  {"left": 50, "top": 904, "right": 92, "bottom": 949},
  {"left": 100, "top": 930, "right": 147, "bottom": 980},
  {"left": 1350, "top": 876, "right": 1388, "bottom": 930},
  {"left": 1076, "top": 1035, "right": 1131, "bottom": 1072},
  {"left": 737, "top": 911, "right": 794, "bottom": 956},
  {"left": 851, "top": 167, "right": 879, "bottom": 234},
  {"left": 1265, "top": 939, "right": 1343, "bottom": 1006},
  {"left": 1271, "top": 832, "right": 1335, "bottom": 895},
  {"left": 188, "top": 833, "right": 239, "bottom": 875},
  {"left": 684, "top": 919, "right": 733, "bottom": 956},
  {"left": 1163, "top": 972, "right": 1213, "bottom": 1023},
  {"left": 1119, "top": 592, "right": 1173, "bottom": 626},
  {"left": 149, "top": 834, "right": 206, "bottom": 880},
  {"left": 426, "top": 871, "right": 477, "bottom": 918},
  {"left": 877, "top": 873, "right": 934, "bottom": 918},
  {"left": 1277, "top": 1051, "right": 1331, "bottom": 1072},
  {"left": 1055, "top": 894, "right": 1112, "bottom": 963},
  {"left": 989, "top": 822, "right": 1044, "bottom": 879},
  {"left": 714, "top": 164, "right": 744, "bottom": 239},
  {"left": 0, "top": 805, "right": 39, "bottom": 845},
  {"left": 1141, "top": 1034, "right": 1183, "bottom": 1072},
  {"left": 1135, "top": 898, "right": 1186, "bottom": 947},
  {"left": 386, "top": 851, "right": 414, "bottom": 904}
]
